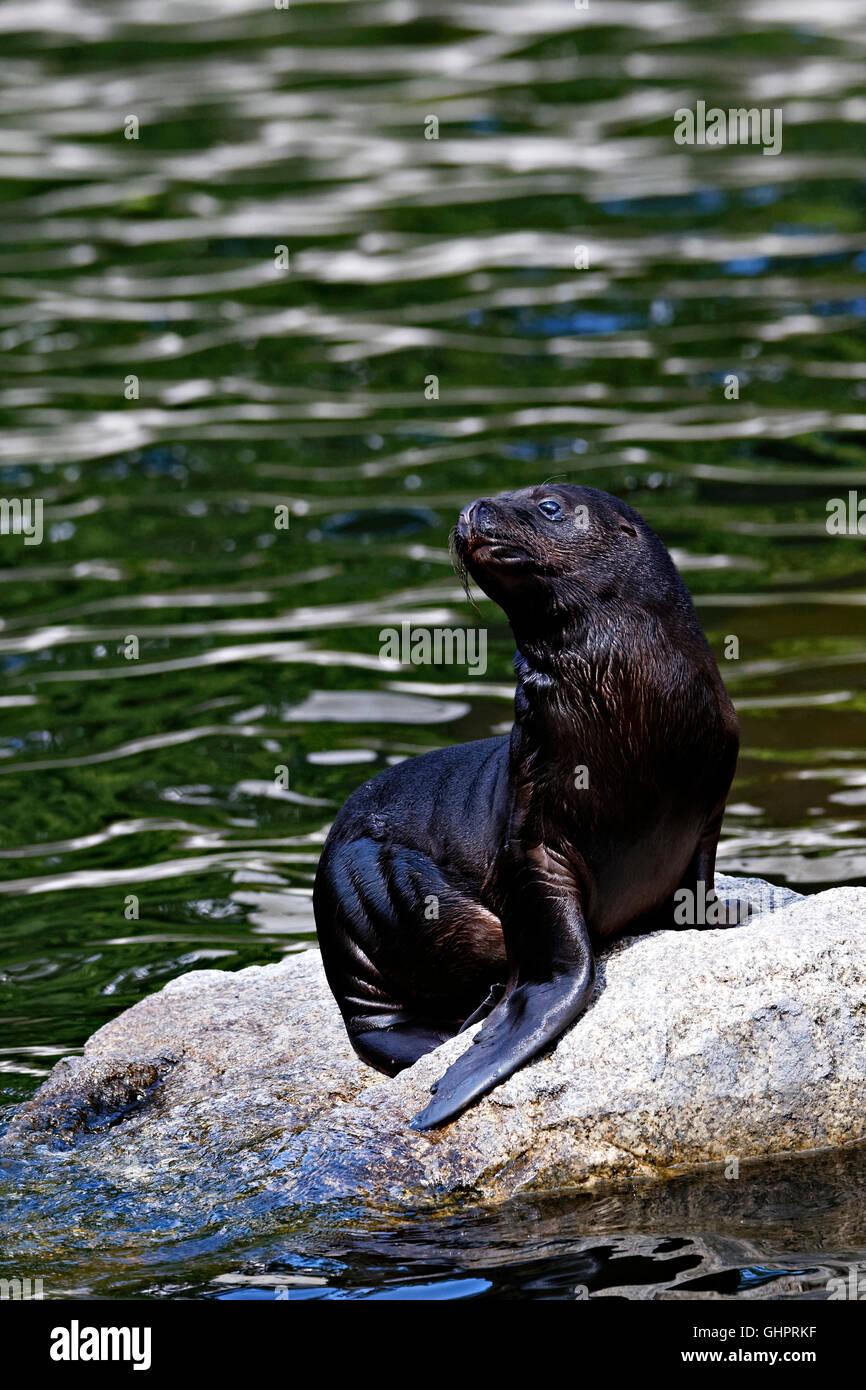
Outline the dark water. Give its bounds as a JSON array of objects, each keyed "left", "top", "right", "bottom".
[{"left": 0, "top": 0, "right": 865, "bottom": 1298}]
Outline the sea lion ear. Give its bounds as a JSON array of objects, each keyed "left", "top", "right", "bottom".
[{"left": 619, "top": 521, "right": 637, "bottom": 537}]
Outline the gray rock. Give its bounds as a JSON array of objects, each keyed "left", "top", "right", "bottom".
[{"left": 4, "top": 875, "right": 866, "bottom": 1214}]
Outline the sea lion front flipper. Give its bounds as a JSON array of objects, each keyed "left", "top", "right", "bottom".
[
  {"left": 410, "top": 969, "right": 592, "bottom": 1130},
  {"left": 411, "top": 859, "right": 595, "bottom": 1130},
  {"left": 680, "top": 807, "right": 749, "bottom": 927}
]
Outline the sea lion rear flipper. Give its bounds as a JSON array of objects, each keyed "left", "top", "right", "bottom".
[
  {"left": 410, "top": 869, "right": 594, "bottom": 1130},
  {"left": 410, "top": 969, "right": 593, "bottom": 1130}
]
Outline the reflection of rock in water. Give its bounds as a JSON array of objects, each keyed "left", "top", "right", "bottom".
[
  {"left": 269, "top": 1151, "right": 866, "bottom": 1302},
  {"left": 592, "top": 1238, "right": 827, "bottom": 1300},
  {"left": 250, "top": 1146, "right": 866, "bottom": 1300}
]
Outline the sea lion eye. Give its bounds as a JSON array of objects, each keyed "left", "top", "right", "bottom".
[{"left": 538, "top": 498, "right": 562, "bottom": 519}]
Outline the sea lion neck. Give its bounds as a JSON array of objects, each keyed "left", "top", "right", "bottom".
[
  {"left": 509, "top": 598, "right": 675, "bottom": 749},
  {"left": 507, "top": 590, "right": 637, "bottom": 679}
]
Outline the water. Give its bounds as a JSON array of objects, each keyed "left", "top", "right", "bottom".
[{"left": 0, "top": 0, "right": 865, "bottom": 1299}]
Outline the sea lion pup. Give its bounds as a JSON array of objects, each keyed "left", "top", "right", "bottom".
[{"left": 313, "top": 484, "right": 740, "bottom": 1130}]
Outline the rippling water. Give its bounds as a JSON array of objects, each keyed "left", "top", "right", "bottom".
[{"left": 1, "top": 0, "right": 865, "bottom": 1299}]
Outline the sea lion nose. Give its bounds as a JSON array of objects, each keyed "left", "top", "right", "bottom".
[{"left": 467, "top": 499, "right": 494, "bottom": 534}]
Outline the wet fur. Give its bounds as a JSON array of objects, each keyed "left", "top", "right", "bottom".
[{"left": 314, "top": 484, "right": 740, "bottom": 1128}]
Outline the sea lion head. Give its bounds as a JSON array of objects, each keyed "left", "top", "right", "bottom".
[{"left": 452, "top": 483, "right": 684, "bottom": 626}]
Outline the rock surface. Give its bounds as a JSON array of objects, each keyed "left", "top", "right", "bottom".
[{"left": 4, "top": 876, "right": 866, "bottom": 1208}]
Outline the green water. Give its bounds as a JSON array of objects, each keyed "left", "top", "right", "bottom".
[{"left": 0, "top": 0, "right": 865, "bottom": 1298}]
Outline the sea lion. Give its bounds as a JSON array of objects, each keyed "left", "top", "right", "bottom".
[{"left": 313, "top": 484, "right": 740, "bottom": 1130}]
